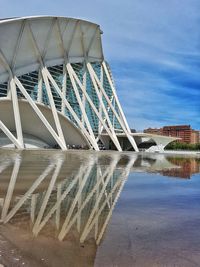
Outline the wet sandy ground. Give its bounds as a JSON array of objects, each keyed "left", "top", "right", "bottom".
[{"left": 0, "top": 225, "right": 97, "bottom": 267}]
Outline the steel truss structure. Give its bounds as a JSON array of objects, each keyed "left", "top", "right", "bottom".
[{"left": 0, "top": 16, "right": 139, "bottom": 151}]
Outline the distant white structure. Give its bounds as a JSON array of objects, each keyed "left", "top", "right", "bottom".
[{"left": 0, "top": 16, "right": 175, "bottom": 151}]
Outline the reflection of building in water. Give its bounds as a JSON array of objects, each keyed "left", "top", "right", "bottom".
[
  {"left": 159, "top": 158, "right": 200, "bottom": 179},
  {"left": 0, "top": 150, "right": 199, "bottom": 266},
  {"left": 131, "top": 154, "right": 179, "bottom": 173},
  {"left": 129, "top": 154, "right": 200, "bottom": 179},
  {"left": 0, "top": 150, "right": 134, "bottom": 266}
]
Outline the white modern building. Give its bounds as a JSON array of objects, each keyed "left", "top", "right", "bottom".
[{"left": 0, "top": 16, "right": 176, "bottom": 151}]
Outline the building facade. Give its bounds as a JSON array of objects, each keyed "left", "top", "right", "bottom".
[
  {"left": 144, "top": 125, "right": 199, "bottom": 144},
  {"left": 191, "top": 130, "right": 199, "bottom": 144},
  {"left": 0, "top": 16, "right": 138, "bottom": 151},
  {"left": 144, "top": 128, "right": 163, "bottom": 135}
]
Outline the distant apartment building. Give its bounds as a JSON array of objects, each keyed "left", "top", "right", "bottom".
[
  {"left": 144, "top": 125, "right": 199, "bottom": 144},
  {"left": 191, "top": 130, "right": 199, "bottom": 144},
  {"left": 163, "top": 125, "right": 192, "bottom": 143},
  {"left": 144, "top": 128, "right": 163, "bottom": 135}
]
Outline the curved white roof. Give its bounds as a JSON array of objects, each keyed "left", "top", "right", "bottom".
[{"left": 0, "top": 16, "right": 104, "bottom": 83}]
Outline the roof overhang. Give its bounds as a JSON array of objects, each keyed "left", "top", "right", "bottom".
[
  {"left": 0, "top": 98, "right": 89, "bottom": 148},
  {"left": 100, "top": 132, "right": 180, "bottom": 150},
  {"left": 101, "top": 132, "right": 180, "bottom": 141},
  {"left": 131, "top": 132, "right": 181, "bottom": 141},
  {"left": 0, "top": 16, "right": 104, "bottom": 83}
]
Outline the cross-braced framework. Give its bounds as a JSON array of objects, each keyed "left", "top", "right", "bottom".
[
  {"left": 0, "top": 16, "right": 139, "bottom": 151},
  {"left": 0, "top": 151, "right": 135, "bottom": 244}
]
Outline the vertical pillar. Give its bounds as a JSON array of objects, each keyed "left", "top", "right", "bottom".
[
  {"left": 62, "top": 64, "right": 67, "bottom": 115},
  {"left": 37, "top": 69, "right": 43, "bottom": 103},
  {"left": 10, "top": 77, "right": 24, "bottom": 148}
]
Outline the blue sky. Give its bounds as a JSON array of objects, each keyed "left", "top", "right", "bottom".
[{"left": 0, "top": 0, "right": 199, "bottom": 130}]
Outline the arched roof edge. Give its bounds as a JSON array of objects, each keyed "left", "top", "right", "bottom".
[{"left": 0, "top": 15, "right": 101, "bottom": 30}]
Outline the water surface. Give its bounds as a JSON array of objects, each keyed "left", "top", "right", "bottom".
[{"left": 0, "top": 150, "right": 199, "bottom": 267}]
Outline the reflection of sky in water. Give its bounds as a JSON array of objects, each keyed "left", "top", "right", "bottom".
[
  {"left": 96, "top": 169, "right": 200, "bottom": 267},
  {"left": 0, "top": 150, "right": 199, "bottom": 266}
]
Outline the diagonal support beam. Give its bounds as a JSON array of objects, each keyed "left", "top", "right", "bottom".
[
  {"left": 41, "top": 67, "right": 66, "bottom": 148},
  {"left": 44, "top": 68, "right": 97, "bottom": 149},
  {"left": 102, "top": 62, "right": 130, "bottom": 129},
  {"left": 87, "top": 63, "right": 139, "bottom": 152},
  {"left": 0, "top": 121, "right": 22, "bottom": 149},
  {"left": 67, "top": 64, "right": 122, "bottom": 151},
  {"left": 10, "top": 77, "right": 24, "bottom": 148},
  {"left": 86, "top": 63, "right": 122, "bottom": 151},
  {"left": 14, "top": 76, "right": 67, "bottom": 150},
  {"left": 66, "top": 64, "right": 99, "bottom": 150}
]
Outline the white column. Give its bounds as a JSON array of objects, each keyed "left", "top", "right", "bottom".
[
  {"left": 42, "top": 67, "right": 67, "bottom": 149},
  {"left": 93, "top": 62, "right": 139, "bottom": 152},
  {"left": 0, "top": 121, "right": 22, "bottom": 149},
  {"left": 98, "top": 65, "right": 103, "bottom": 135},
  {"left": 81, "top": 64, "right": 86, "bottom": 123},
  {"left": 14, "top": 76, "right": 66, "bottom": 150},
  {"left": 67, "top": 64, "right": 122, "bottom": 151},
  {"left": 87, "top": 63, "right": 122, "bottom": 151},
  {"left": 67, "top": 64, "right": 99, "bottom": 150},
  {"left": 44, "top": 68, "right": 97, "bottom": 149},
  {"left": 62, "top": 64, "right": 67, "bottom": 115},
  {"left": 10, "top": 77, "right": 24, "bottom": 148},
  {"left": 102, "top": 61, "right": 132, "bottom": 131},
  {"left": 37, "top": 69, "right": 43, "bottom": 103}
]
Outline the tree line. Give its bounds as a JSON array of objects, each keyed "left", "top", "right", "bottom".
[{"left": 165, "top": 142, "right": 200, "bottom": 151}]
